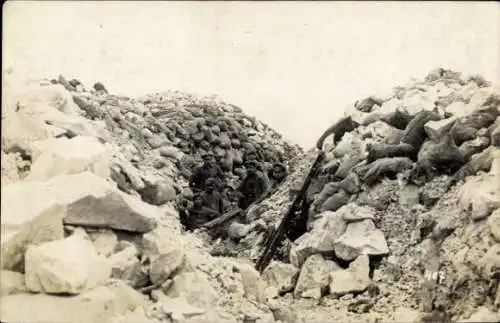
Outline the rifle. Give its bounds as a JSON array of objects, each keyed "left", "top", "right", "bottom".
[
  {"left": 255, "top": 150, "right": 325, "bottom": 273},
  {"left": 202, "top": 207, "right": 243, "bottom": 229}
]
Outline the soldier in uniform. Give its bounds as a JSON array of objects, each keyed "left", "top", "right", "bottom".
[
  {"left": 189, "top": 151, "right": 225, "bottom": 192},
  {"left": 238, "top": 160, "right": 270, "bottom": 210},
  {"left": 185, "top": 194, "right": 219, "bottom": 229},
  {"left": 268, "top": 162, "right": 287, "bottom": 190},
  {"left": 200, "top": 178, "right": 225, "bottom": 216}
]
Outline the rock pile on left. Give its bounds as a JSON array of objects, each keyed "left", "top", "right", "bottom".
[
  {"left": 0, "top": 75, "right": 301, "bottom": 323},
  {"left": 0, "top": 78, "right": 158, "bottom": 322}
]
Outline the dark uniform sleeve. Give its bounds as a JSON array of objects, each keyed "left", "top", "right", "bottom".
[
  {"left": 218, "top": 195, "right": 225, "bottom": 215},
  {"left": 189, "top": 167, "right": 202, "bottom": 189},
  {"left": 216, "top": 165, "right": 225, "bottom": 182},
  {"left": 259, "top": 172, "right": 270, "bottom": 197}
]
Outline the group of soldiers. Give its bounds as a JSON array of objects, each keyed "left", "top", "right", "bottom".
[{"left": 178, "top": 150, "right": 288, "bottom": 236}]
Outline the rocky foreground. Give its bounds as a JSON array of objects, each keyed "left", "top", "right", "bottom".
[{"left": 1, "top": 68, "right": 500, "bottom": 323}]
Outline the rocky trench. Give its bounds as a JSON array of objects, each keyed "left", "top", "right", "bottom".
[{"left": 1, "top": 68, "right": 500, "bottom": 323}]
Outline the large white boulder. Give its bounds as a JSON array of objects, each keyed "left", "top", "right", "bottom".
[
  {"left": 142, "top": 227, "right": 185, "bottom": 286},
  {"left": 1, "top": 172, "right": 159, "bottom": 270},
  {"left": 25, "top": 229, "right": 111, "bottom": 294},
  {"left": 26, "top": 136, "right": 111, "bottom": 181},
  {"left": 333, "top": 219, "right": 389, "bottom": 261},
  {"left": 293, "top": 254, "right": 333, "bottom": 300}
]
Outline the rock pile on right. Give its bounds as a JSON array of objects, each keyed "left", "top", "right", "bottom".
[{"left": 242, "top": 68, "right": 500, "bottom": 322}]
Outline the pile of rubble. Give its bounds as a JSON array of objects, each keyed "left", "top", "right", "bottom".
[
  {"left": 0, "top": 76, "right": 301, "bottom": 323},
  {"left": 236, "top": 68, "right": 500, "bottom": 322},
  {"left": 1, "top": 67, "right": 500, "bottom": 323}
]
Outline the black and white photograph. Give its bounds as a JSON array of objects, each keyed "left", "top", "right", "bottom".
[{"left": 1, "top": 1, "right": 500, "bottom": 322}]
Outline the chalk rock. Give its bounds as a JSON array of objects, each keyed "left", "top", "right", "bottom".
[
  {"left": 459, "top": 168, "right": 500, "bottom": 221},
  {"left": 1, "top": 172, "right": 158, "bottom": 270},
  {"left": 17, "top": 84, "right": 84, "bottom": 116},
  {"left": 108, "top": 242, "right": 148, "bottom": 288},
  {"left": 401, "top": 91, "right": 436, "bottom": 116},
  {"left": 335, "top": 203, "right": 376, "bottom": 223},
  {"left": 25, "top": 229, "right": 111, "bottom": 294},
  {"left": 0, "top": 280, "right": 148, "bottom": 323},
  {"left": 1, "top": 203, "right": 67, "bottom": 271},
  {"left": 89, "top": 229, "right": 118, "bottom": 257},
  {"left": 165, "top": 271, "right": 218, "bottom": 308},
  {"left": 459, "top": 136, "right": 490, "bottom": 161},
  {"left": 148, "top": 135, "right": 170, "bottom": 149},
  {"left": 2, "top": 108, "right": 56, "bottom": 153},
  {"left": 262, "top": 261, "right": 300, "bottom": 294},
  {"left": 363, "top": 121, "right": 399, "bottom": 142},
  {"left": 424, "top": 117, "right": 458, "bottom": 141},
  {"left": 143, "top": 227, "right": 185, "bottom": 285},
  {"left": 156, "top": 292, "right": 206, "bottom": 320},
  {"left": 26, "top": 136, "right": 111, "bottom": 181},
  {"left": 468, "top": 86, "right": 500, "bottom": 111},
  {"left": 491, "top": 119, "right": 500, "bottom": 147},
  {"left": 0, "top": 270, "right": 27, "bottom": 297},
  {"left": 355, "top": 96, "right": 382, "bottom": 113},
  {"left": 334, "top": 219, "right": 389, "bottom": 261},
  {"left": 107, "top": 307, "right": 155, "bottom": 323},
  {"left": 0, "top": 151, "right": 23, "bottom": 185},
  {"left": 320, "top": 190, "right": 350, "bottom": 213},
  {"left": 333, "top": 132, "right": 363, "bottom": 158},
  {"left": 329, "top": 255, "right": 371, "bottom": 297},
  {"left": 390, "top": 307, "right": 420, "bottom": 323},
  {"left": 270, "top": 305, "right": 301, "bottom": 323},
  {"left": 139, "top": 178, "right": 176, "bottom": 206},
  {"left": 290, "top": 211, "right": 347, "bottom": 267},
  {"left": 479, "top": 244, "right": 500, "bottom": 280},
  {"left": 445, "top": 101, "right": 470, "bottom": 118},
  {"left": 159, "top": 146, "right": 184, "bottom": 161},
  {"left": 459, "top": 306, "right": 500, "bottom": 322},
  {"left": 239, "top": 263, "right": 268, "bottom": 303},
  {"left": 488, "top": 209, "right": 500, "bottom": 242},
  {"left": 293, "top": 254, "right": 331, "bottom": 300},
  {"left": 63, "top": 173, "right": 159, "bottom": 231}
]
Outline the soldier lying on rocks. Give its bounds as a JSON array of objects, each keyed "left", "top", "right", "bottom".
[{"left": 189, "top": 151, "right": 225, "bottom": 192}]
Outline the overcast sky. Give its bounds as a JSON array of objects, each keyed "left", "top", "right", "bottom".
[{"left": 3, "top": 1, "right": 499, "bottom": 148}]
